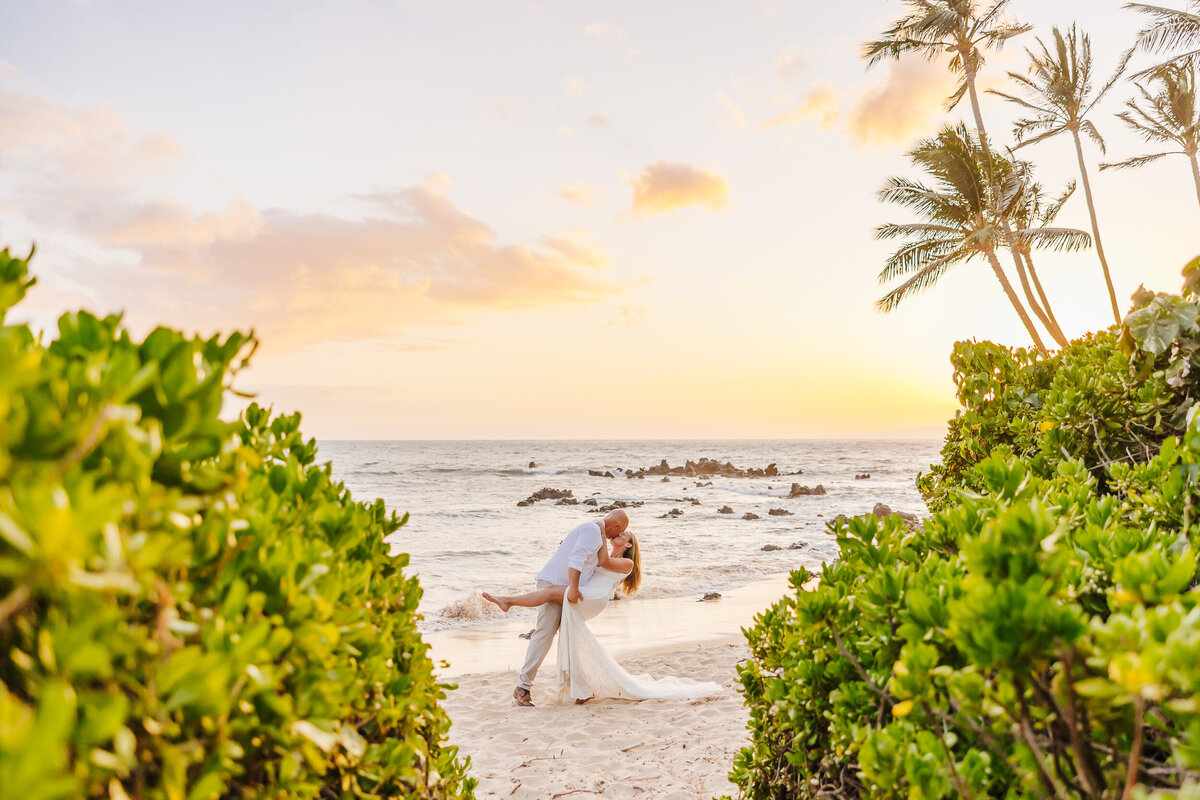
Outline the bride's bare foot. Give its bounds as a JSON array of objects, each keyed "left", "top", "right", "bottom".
[{"left": 482, "top": 592, "right": 510, "bottom": 612}]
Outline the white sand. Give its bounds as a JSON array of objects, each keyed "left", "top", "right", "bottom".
[{"left": 443, "top": 638, "right": 752, "bottom": 800}]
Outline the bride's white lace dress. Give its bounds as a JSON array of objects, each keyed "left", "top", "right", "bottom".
[{"left": 555, "top": 566, "right": 724, "bottom": 702}]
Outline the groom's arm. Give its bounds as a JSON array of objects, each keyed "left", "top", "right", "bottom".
[{"left": 567, "top": 568, "right": 583, "bottom": 603}]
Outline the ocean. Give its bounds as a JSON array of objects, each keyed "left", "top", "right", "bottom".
[{"left": 318, "top": 439, "right": 943, "bottom": 637}]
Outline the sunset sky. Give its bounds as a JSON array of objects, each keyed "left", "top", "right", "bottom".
[{"left": 2, "top": 1, "right": 1196, "bottom": 439}]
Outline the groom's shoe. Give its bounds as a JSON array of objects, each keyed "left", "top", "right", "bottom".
[{"left": 513, "top": 687, "right": 534, "bottom": 707}]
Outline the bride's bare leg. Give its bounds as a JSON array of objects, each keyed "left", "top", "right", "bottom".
[{"left": 482, "top": 586, "right": 566, "bottom": 613}]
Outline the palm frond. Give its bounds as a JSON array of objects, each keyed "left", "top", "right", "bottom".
[
  {"left": 1019, "top": 226, "right": 1093, "bottom": 252},
  {"left": 875, "top": 257, "right": 957, "bottom": 313},
  {"left": 1099, "top": 150, "right": 1181, "bottom": 170}
]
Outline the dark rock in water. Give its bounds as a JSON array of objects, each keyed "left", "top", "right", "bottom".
[
  {"left": 743, "top": 512, "right": 760, "bottom": 520},
  {"left": 594, "top": 500, "right": 645, "bottom": 513},
  {"left": 519, "top": 629, "right": 535, "bottom": 640},
  {"left": 700, "top": 592, "right": 722, "bottom": 601},
  {"left": 696, "top": 481, "right": 713, "bottom": 487},
  {"left": 788, "top": 483, "right": 826, "bottom": 497},
  {"left": 659, "top": 508, "right": 684, "bottom": 519},
  {"left": 676, "top": 497, "right": 701, "bottom": 506},
  {"left": 588, "top": 469, "right": 606, "bottom": 477},
  {"left": 604, "top": 471, "right": 614, "bottom": 478},
  {"left": 555, "top": 497, "right": 579, "bottom": 505},
  {"left": 583, "top": 498, "right": 599, "bottom": 506},
  {"left": 717, "top": 505, "right": 734, "bottom": 514},
  {"left": 855, "top": 473, "right": 871, "bottom": 480},
  {"left": 761, "top": 544, "right": 781, "bottom": 551},
  {"left": 517, "top": 500, "right": 532, "bottom": 507},
  {"left": 788, "top": 541, "right": 809, "bottom": 550},
  {"left": 873, "top": 502, "right": 920, "bottom": 528},
  {"left": 768, "top": 508, "right": 792, "bottom": 516},
  {"left": 529, "top": 461, "right": 538, "bottom": 469},
  {"left": 518, "top": 487, "right": 574, "bottom": 506},
  {"left": 661, "top": 476, "right": 670, "bottom": 482}
]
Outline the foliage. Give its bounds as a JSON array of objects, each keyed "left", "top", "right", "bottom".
[
  {"left": 725, "top": 286, "right": 1200, "bottom": 798},
  {"left": 918, "top": 284, "right": 1200, "bottom": 510},
  {"left": 0, "top": 247, "right": 474, "bottom": 799}
]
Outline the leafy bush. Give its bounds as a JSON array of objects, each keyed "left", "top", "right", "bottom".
[
  {"left": 0, "top": 247, "right": 474, "bottom": 799},
  {"left": 727, "top": 283, "right": 1200, "bottom": 798}
]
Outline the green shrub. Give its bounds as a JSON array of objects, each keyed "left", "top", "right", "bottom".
[
  {"left": 727, "top": 285, "right": 1200, "bottom": 798},
  {"left": 0, "top": 247, "right": 474, "bottom": 799}
]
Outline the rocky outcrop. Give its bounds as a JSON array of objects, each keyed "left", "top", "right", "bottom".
[
  {"left": 593, "top": 500, "right": 645, "bottom": 513},
  {"left": 583, "top": 498, "right": 598, "bottom": 506},
  {"left": 788, "top": 541, "right": 809, "bottom": 550},
  {"left": 555, "top": 497, "right": 579, "bottom": 505},
  {"left": 761, "top": 544, "right": 781, "bottom": 551},
  {"left": 788, "top": 483, "right": 826, "bottom": 497},
  {"left": 855, "top": 473, "right": 871, "bottom": 480},
  {"left": 717, "top": 505, "right": 734, "bottom": 514},
  {"left": 529, "top": 461, "right": 538, "bottom": 469},
  {"left": 872, "top": 502, "right": 920, "bottom": 529},
  {"left": 768, "top": 508, "right": 793, "bottom": 516},
  {"left": 517, "top": 487, "right": 574, "bottom": 506},
  {"left": 659, "top": 508, "right": 684, "bottom": 519},
  {"left": 700, "top": 592, "right": 722, "bottom": 601},
  {"left": 597, "top": 458, "right": 800, "bottom": 480},
  {"left": 743, "top": 512, "right": 760, "bottom": 520}
]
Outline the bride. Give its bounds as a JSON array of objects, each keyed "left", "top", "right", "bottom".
[{"left": 483, "top": 532, "right": 722, "bottom": 703}]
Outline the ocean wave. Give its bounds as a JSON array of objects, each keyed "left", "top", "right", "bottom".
[
  {"left": 422, "top": 593, "right": 535, "bottom": 630},
  {"left": 521, "top": 467, "right": 568, "bottom": 475}
]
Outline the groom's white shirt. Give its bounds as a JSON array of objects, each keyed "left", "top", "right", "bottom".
[{"left": 535, "top": 520, "right": 603, "bottom": 586}]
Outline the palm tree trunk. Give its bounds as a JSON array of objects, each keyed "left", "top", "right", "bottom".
[
  {"left": 1071, "top": 129, "right": 1121, "bottom": 325},
  {"left": 1190, "top": 149, "right": 1200, "bottom": 212},
  {"left": 984, "top": 248, "right": 1050, "bottom": 356},
  {"left": 1007, "top": 241, "right": 1067, "bottom": 347},
  {"left": 1024, "top": 250, "right": 1067, "bottom": 340}
]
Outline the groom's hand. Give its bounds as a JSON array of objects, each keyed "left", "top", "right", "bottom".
[{"left": 567, "top": 586, "right": 583, "bottom": 604}]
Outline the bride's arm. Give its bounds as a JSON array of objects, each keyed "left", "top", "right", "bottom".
[{"left": 596, "top": 542, "right": 633, "bottom": 574}]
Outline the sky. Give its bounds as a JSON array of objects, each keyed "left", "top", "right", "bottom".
[{"left": 1, "top": 0, "right": 1196, "bottom": 439}]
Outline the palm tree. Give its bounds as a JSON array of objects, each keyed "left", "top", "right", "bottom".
[
  {"left": 1100, "top": 63, "right": 1200, "bottom": 212},
  {"left": 990, "top": 25, "right": 1127, "bottom": 324},
  {"left": 1005, "top": 166, "right": 1083, "bottom": 344},
  {"left": 1127, "top": 1, "right": 1200, "bottom": 77},
  {"left": 864, "top": 0, "right": 1030, "bottom": 152},
  {"left": 875, "top": 125, "right": 1091, "bottom": 354}
]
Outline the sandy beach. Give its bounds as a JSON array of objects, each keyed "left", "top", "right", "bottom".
[{"left": 443, "top": 637, "right": 751, "bottom": 800}]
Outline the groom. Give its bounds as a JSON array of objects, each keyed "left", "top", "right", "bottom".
[{"left": 513, "top": 508, "right": 630, "bottom": 707}]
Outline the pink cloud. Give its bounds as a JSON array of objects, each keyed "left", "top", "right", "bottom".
[{"left": 626, "top": 161, "right": 729, "bottom": 218}]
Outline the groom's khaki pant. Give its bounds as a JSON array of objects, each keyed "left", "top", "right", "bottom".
[{"left": 517, "top": 580, "right": 561, "bottom": 690}]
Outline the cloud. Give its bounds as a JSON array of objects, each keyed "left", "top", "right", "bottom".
[
  {"left": 0, "top": 60, "right": 21, "bottom": 84},
  {"left": 0, "top": 90, "right": 183, "bottom": 184},
  {"left": 625, "top": 161, "right": 729, "bottom": 218},
  {"left": 757, "top": 61, "right": 952, "bottom": 147},
  {"left": 564, "top": 77, "right": 585, "bottom": 96},
  {"left": 0, "top": 90, "right": 623, "bottom": 350},
  {"left": 585, "top": 23, "right": 629, "bottom": 39},
  {"left": 774, "top": 47, "right": 807, "bottom": 82},
  {"left": 761, "top": 84, "right": 838, "bottom": 129},
  {"left": 588, "top": 113, "right": 610, "bottom": 128},
  {"left": 845, "top": 59, "right": 953, "bottom": 146},
  {"left": 714, "top": 90, "right": 748, "bottom": 130},
  {"left": 602, "top": 305, "right": 645, "bottom": 329},
  {"left": 556, "top": 181, "right": 599, "bottom": 207},
  {"left": 492, "top": 97, "right": 514, "bottom": 120}
]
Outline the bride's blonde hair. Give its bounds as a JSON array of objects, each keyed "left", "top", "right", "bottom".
[{"left": 620, "top": 533, "right": 641, "bottom": 595}]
